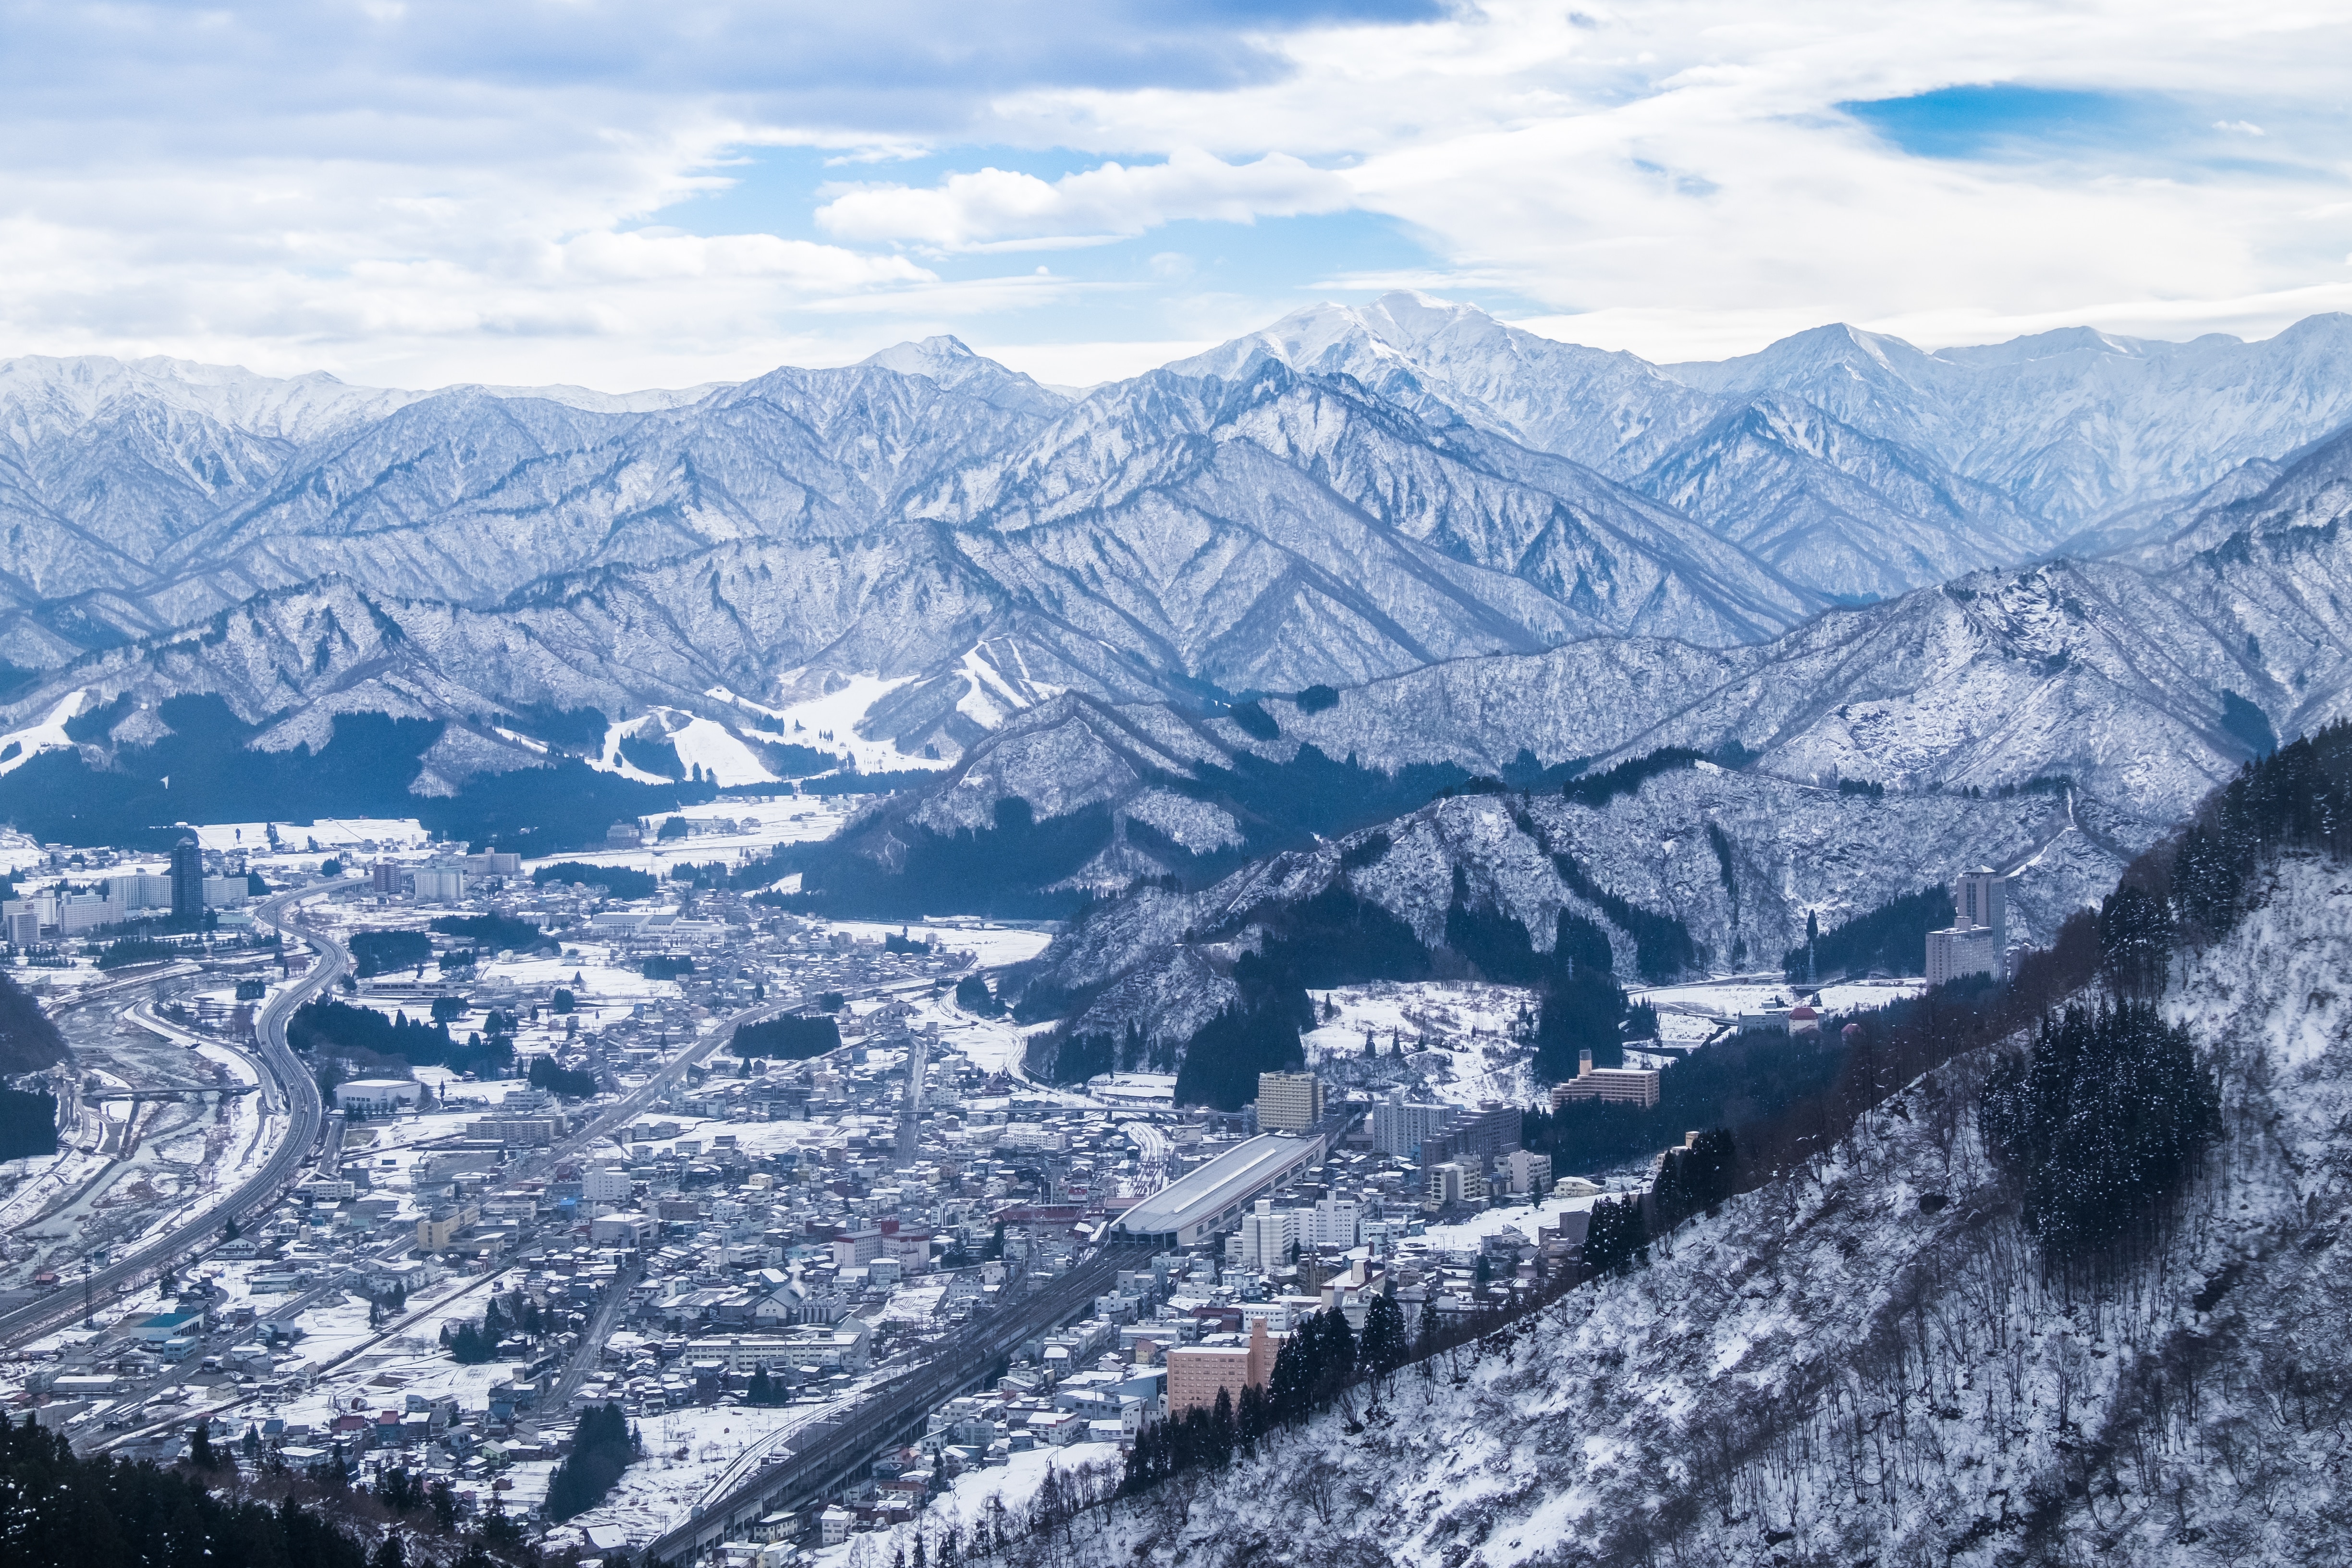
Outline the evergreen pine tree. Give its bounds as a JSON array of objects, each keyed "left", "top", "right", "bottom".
[{"left": 1359, "top": 1292, "right": 1409, "bottom": 1383}]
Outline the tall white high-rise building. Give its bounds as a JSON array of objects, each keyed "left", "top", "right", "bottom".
[
  {"left": 1227, "top": 1199, "right": 1300, "bottom": 1270},
  {"left": 1927, "top": 866, "right": 2010, "bottom": 985}
]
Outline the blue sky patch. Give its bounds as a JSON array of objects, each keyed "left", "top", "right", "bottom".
[{"left": 1838, "top": 85, "right": 2166, "bottom": 161}]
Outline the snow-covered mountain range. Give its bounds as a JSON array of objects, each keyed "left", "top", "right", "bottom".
[{"left": 4, "top": 293, "right": 2351, "bottom": 812}]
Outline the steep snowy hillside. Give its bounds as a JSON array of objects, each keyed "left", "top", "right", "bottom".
[
  {"left": 1176, "top": 294, "right": 2054, "bottom": 601},
  {"left": 2114, "top": 417, "right": 2352, "bottom": 573},
  {"left": 0, "top": 352, "right": 738, "bottom": 618},
  {"left": 919, "top": 356, "right": 1824, "bottom": 673},
  {"left": 8, "top": 302, "right": 2352, "bottom": 812},
  {"left": 157, "top": 354, "right": 1071, "bottom": 613},
  {"left": 1022, "top": 840, "right": 2352, "bottom": 1568},
  {"left": 2051, "top": 458, "right": 2282, "bottom": 562},
  {"left": 1261, "top": 525, "right": 2352, "bottom": 819},
  {"left": 1634, "top": 395, "right": 2053, "bottom": 600},
  {"left": 1014, "top": 767, "right": 2135, "bottom": 1052}
]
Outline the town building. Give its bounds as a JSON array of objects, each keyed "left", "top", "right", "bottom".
[
  {"left": 1112, "top": 1133, "right": 1323, "bottom": 1249},
  {"left": 1227, "top": 1200, "right": 1298, "bottom": 1270},
  {"left": 335, "top": 1079, "right": 424, "bottom": 1114},
  {"left": 58, "top": 894, "right": 124, "bottom": 934},
  {"left": 170, "top": 836, "right": 204, "bottom": 920},
  {"left": 1255, "top": 1072, "right": 1324, "bottom": 1132},
  {"left": 416, "top": 1203, "right": 479, "bottom": 1250},
  {"left": 1499, "top": 1149, "right": 1553, "bottom": 1196},
  {"left": 1304, "top": 1196, "right": 1361, "bottom": 1250},
  {"left": 107, "top": 872, "right": 174, "bottom": 911},
  {"left": 1371, "top": 1093, "right": 1456, "bottom": 1158},
  {"left": 1166, "top": 1319, "right": 1277, "bottom": 1415},
  {"left": 411, "top": 866, "right": 467, "bottom": 904},
  {"left": 1550, "top": 1051, "right": 1661, "bottom": 1109},
  {"left": 1925, "top": 866, "right": 2011, "bottom": 985},
  {"left": 1424, "top": 1161, "right": 1484, "bottom": 1207},
  {"left": 582, "top": 1167, "right": 632, "bottom": 1203}
]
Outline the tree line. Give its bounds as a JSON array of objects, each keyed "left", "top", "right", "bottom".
[
  {"left": 287, "top": 998, "right": 513, "bottom": 1078},
  {"left": 0, "top": 1412, "right": 367, "bottom": 1568},
  {"left": 542, "top": 1403, "right": 637, "bottom": 1522},
  {"left": 1121, "top": 1296, "right": 1414, "bottom": 1494}
]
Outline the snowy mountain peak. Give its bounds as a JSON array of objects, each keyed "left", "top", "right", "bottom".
[
  {"left": 1665, "top": 320, "right": 1940, "bottom": 395},
  {"left": 858, "top": 333, "right": 982, "bottom": 375},
  {"left": 1932, "top": 324, "right": 2171, "bottom": 367},
  {"left": 840, "top": 334, "right": 1069, "bottom": 415}
]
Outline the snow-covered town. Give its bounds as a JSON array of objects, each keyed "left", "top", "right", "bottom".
[{"left": 0, "top": 783, "right": 1967, "bottom": 1567}]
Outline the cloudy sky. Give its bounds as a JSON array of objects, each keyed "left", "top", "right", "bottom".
[{"left": 4, "top": 0, "right": 2349, "bottom": 390}]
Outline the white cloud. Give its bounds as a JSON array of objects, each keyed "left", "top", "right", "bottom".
[
  {"left": 814, "top": 149, "right": 1352, "bottom": 250},
  {"left": 969, "top": 338, "right": 1222, "bottom": 387},
  {"left": 2, "top": 0, "right": 2349, "bottom": 383}
]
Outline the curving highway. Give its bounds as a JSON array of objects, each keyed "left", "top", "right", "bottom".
[{"left": 0, "top": 881, "right": 345, "bottom": 1348}]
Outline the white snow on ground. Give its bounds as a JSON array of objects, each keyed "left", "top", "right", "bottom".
[
  {"left": 667, "top": 716, "right": 781, "bottom": 787},
  {"left": 1046, "top": 858, "right": 2352, "bottom": 1568},
  {"left": 194, "top": 1042, "right": 259, "bottom": 1087},
  {"left": 185, "top": 819, "right": 429, "bottom": 853},
  {"left": 812, "top": 1443, "right": 1127, "bottom": 1567},
  {"left": 591, "top": 719, "right": 677, "bottom": 784},
  {"left": 0, "top": 1146, "right": 109, "bottom": 1231},
  {"left": 852, "top": 985, "right": 1064, "bottom": 1087},
  {"left": 1301, "top": 982, "right": 1541, "bottom": 1108},
  {"left": 513, "top": 799, "right": 862, "bottom": 885},
  {"left": 1407, "top": 1187, "right": 1616, "bottom": 1254},
  {"left": 0, "top": 827, "right": 49, "bottom": 875},
  {"left": 1630, "top": 976, "right": 1924, "bottom": 1020},
  {"left": 1815, "top": 978, "right": 1925, "bottom": 1010},
  {"left": 819, "top": 921, "right": 1056, "bottom": 969},
  {"left": 556, "top": 1404, "right": 843, "bottom": 1541},
  {"left": 736, "top": 674, "right": 951, "bottom": 776},
  {"left": 0, "top": 687, "right": 90, "bottom": 777}
]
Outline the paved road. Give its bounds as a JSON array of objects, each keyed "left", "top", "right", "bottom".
[
  {"left": 544, "top": 1258, "right": 641, "bottom": 1412},
  {"left": 647, "top": 1241, "right": 1148, "bottom": 1563},
  {"left": 0, "top": 884, "right": 343, "bottom": 1347}
]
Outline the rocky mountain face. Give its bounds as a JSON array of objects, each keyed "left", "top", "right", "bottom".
[
  {"left": 1636, "top": 395, "right": 2053, "bottom": 602},
  {"left": 0, "top": 321, "right": 1835, "bottom": 743}
]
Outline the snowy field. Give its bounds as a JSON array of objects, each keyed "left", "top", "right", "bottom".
[
  {"left": 514, "top": 797, "right": 867, "bottom": 884},
  {"left": 817, "top": 920, "right": 1055, "bottom": 969},
  {"left": 1408, "top": 1186, "right": 1612, "bottom": 1255},
  {"left": 554, "top": 1402, "right": 853, "bottom": 1542},
  {"left": 1632, "top": 977, "right": 1925, "bottom": 1023},
  {"left": 812, "top": 1442, "right": 1126, "bottom": 1567},
  {"left": 877, "top": 989, "right": 1063, "bottom": 1084},
  {"left": 1301, "top": 981, "right": 1541, "bottom": 1108}
]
